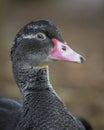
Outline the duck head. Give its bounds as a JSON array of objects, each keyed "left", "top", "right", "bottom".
[{"left": 11, "top": 20, "right": 85, "bottom": 67}]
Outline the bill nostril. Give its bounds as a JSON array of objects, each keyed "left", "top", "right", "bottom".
[
  {"left": 80, "top": 56, "right": 85, "bottom": 63},
  {"left": 62, "top": 45, "right": 66, "bottom": 51}
]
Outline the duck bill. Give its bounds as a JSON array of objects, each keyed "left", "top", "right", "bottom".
[{"left": 48, "top": 38, "right": 85, "bottom": 63}]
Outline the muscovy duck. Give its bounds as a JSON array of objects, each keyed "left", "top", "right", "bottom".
[{"left": 0, "top": 20, "right": 91, "bottom": 130}]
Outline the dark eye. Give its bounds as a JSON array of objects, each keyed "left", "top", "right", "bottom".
[{"left": 35, "top": 32, "right": 46, "bottom": 40}]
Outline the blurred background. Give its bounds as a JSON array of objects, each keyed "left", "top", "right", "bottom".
[{"left": 0, "top": 0, "right": 104, "bottom": 129}]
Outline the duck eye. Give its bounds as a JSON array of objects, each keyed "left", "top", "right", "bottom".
[{"left": 35, "top": 32, "right": 46, "bottom": 40}]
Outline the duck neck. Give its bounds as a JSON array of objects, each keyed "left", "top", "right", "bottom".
[{"left": 12, "top": 62, "right": 51, "bottom": 97}]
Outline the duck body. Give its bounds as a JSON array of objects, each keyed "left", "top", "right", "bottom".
[
  {"left": 0, "top": 97, "right": 21, "bottom": 130},
  {"left": 17, "top": 89, "right": 84, "bottom": 130},
  {"left": 0, "top": 20, "right": 87, "bottom": 130},
  {"left": 14, "top": 67, "right": 85, "bottom": 130}
]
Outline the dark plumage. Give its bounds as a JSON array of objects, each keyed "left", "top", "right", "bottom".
[
  {"left": 0, "top": 20, "right": 91, "bottom": 130},
  {"left": 79, "top": 118, "right": 93, "bottom": 130}
]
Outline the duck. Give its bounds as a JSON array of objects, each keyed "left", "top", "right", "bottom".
[{"left": 0, "top": 19, "right": 91, "bottom": 130}]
